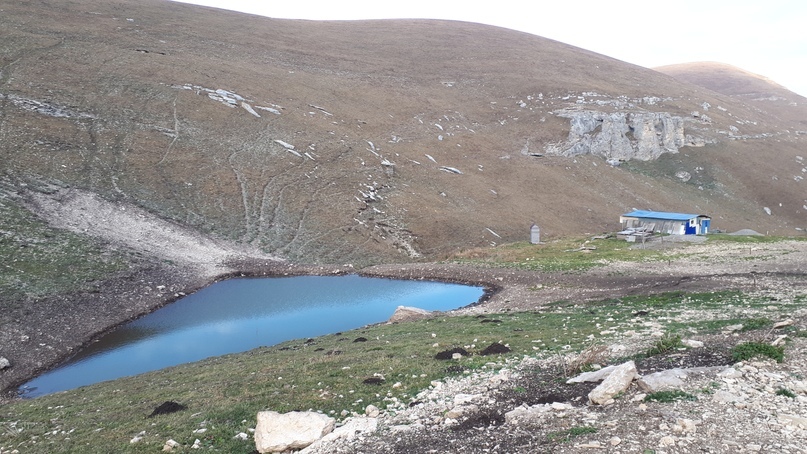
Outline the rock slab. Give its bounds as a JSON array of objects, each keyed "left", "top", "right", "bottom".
[
  {"left": 255, "top": 411, "right": 335, "bottom": 453},
  {"left": 588, "top": 361, "right": 637, "bottom": 405}
]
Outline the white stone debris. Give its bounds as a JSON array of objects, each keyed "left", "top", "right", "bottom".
[
  {"left": 241, "top": 102, "right": 261, "bottom": 117},
  {"left": 254, "top": 105, "right": 282, "bottom": 115},
  {"left": 309, "top": 105, "right": 333, "bottom": 116},
  {"left": 439, "top": 166, "right": 462, "bottom": 175},
  {"left": 5, "top": 94, "right": 97, "bottom": 119}
]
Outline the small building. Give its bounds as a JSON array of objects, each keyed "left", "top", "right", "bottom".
[{"left": 620, "top": 210, "right": 711, "bottom": 235}]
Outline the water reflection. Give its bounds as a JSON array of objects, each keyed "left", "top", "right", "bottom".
[{"left": 21, "top": 275, "right": 483, "bottom": 397}]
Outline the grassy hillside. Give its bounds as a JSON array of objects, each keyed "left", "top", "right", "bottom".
[{"left": 1, "top": 0, "right": 805, "bottom": 268}]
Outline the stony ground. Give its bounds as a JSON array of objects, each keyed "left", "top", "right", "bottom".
[
  {"left": 306, "top": 240, "right": 807, "bottom": 454},
  {"left": 305, "top": 337, "right": 807, "bottom": 454}
]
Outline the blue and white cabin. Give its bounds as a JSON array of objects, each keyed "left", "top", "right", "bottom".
[{"left": 620, "top": 210, "right": 711, "bottom": 235}]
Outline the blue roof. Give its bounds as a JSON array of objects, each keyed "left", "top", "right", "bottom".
[{"left": 622, "top": 210, "right": 706, "bottom": 221}]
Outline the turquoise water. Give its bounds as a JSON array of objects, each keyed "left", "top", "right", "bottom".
[{"left": 20, "top": 275, "right": 483, "bottom": 397}]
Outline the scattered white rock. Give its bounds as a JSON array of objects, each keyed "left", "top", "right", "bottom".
[
  {"left": 301, "top": 417, "right": 378, "bottom": 453},
  {"left": 773, "top": 319, "right": 794, "bottom": 329},
  {"left": 162, "top": 439, "right": 180, "bottom": 452},
  {"left": 0, "top": 357, "right": 10, "bottom": 370},
  {"left": 779, "top": 414, "right": 807, "bottom": 429},
  {"left": 365, "top": 405, "right": 380, "bottom": 418},
  {"left": 439, "top": 166, "right": 463, "bottom": 175},
  {"left": 130, "top": 430, "right": 147, "bottom": 444}
]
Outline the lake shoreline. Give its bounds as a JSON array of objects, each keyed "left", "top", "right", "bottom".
[{"left": 4, "top": 240, "right": 807, "bottom": 402}]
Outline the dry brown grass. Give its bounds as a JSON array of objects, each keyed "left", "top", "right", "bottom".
[{"left": 1, "top": 0, "right": 805, "bottom": 268}]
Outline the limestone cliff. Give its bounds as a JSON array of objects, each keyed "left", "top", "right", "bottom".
[{"left": 546, "top": 110, "right": 705, "bottom": 162}]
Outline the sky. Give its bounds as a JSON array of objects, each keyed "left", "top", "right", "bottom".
[{"left": 173, "top": 0, "right": 807, "bottom": 97}]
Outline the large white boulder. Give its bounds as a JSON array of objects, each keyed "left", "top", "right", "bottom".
[
  {"left": 588, "top": 361, "right": 637, "bottom": 405},
  {"left": 254, "top": 411, "right": 335, "bottom": 453},
  {"left": 388, "top": 306, "right": 432, "bottom": 323}
]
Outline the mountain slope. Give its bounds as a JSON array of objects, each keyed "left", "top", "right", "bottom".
[
  {"left": 655, "top": 61, "right": 807, "bottom": 131},
  {"left": 1, "top": 0, "right": 805, "bottom": 269}
]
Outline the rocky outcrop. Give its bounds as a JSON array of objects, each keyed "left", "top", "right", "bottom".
[{"left": 546, "top": 110, "right": 705, "bottom": 161}]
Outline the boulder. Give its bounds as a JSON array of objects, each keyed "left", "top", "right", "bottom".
[
  {"left": 588, "top": 361, "right": 637, "bottom": 405},
  {"left": 0, "top": 357, "right": 10, "bottom": 370},
  {"left": 255, "top": 411, "right": 335, "bottom": 453},
  {"left": 388, "top": 306, "right": 432, "bottom": 323},
  {"left": 637, "top": 369, "right": 687, "bottom": 392},
  {"left": 567, "top": 364, "right": 619, "bottom": 383},
  {"left": 639, "top": 366, "right": 725, "bottom": 392}
]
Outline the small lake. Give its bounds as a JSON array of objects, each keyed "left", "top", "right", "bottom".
[{"left": 20, "top": 275, "right": 484, "bottom": 397}]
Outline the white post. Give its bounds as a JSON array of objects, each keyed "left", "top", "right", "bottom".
[{"left": 530, "top": 224, "right": 540, "bottom": 244}]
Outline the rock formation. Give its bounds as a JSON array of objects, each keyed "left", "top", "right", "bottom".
[{"left": 546, "top": 110, "right": 705, "bottom": 161}]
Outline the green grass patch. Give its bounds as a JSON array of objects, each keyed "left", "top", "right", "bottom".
[
  {"left": 644, "top": 391, "right": 697, "bottom": 403},
  {"left": 776, "top": 388, "right": 796, "bottom": 398},
  {"left": 0, "top": 311, "right": 601, "bottom": 454},
  {"left": 451, "top": 237, "right": 676, "bottom": 273},
  {"left": 732, "top": 342, "right": 785, "bottom": 363},
  {"left": 547, "top": 426, "right": 597, "bottom": 443}
]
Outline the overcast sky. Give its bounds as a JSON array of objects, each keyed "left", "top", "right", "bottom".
[{"left": 173, "top": 0, "right": 807, "bottom": 97}]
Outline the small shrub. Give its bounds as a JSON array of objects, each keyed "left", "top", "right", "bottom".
[
  {"left": 547, "top": 426, "right": 597, "bottom": 443},
  {"left": 776, "top": 388, "right": 796, "bottom": 398},
  {"left": 644, "top": 391, "right": 697, "bottom": 403},
  {"left": 646, "top": 334, "right": 684, "bottom": 357},
  {"left": 731, "top": 342, "right": 784, "bottom": 363}
]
